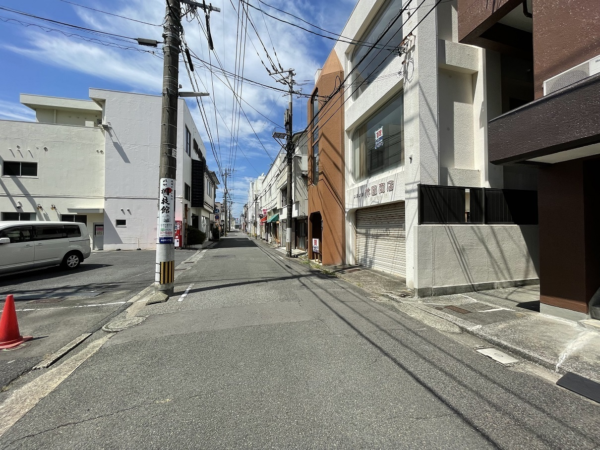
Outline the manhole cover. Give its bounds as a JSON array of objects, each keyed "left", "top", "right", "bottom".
[
  {"left": 444, "top": 305, "right": 471, "bottom": 314},
  {"left": 102, "top": 316, "right": 146, "bottom": 333}
]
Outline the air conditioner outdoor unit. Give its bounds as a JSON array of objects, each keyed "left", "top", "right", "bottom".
[{"left": 543, "top": 54, "right": 600, "bottom": 96}]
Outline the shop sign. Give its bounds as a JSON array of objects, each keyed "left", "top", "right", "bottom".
[
  {"left": 374, "top": 127, "right": 383, "bottom": 149},
  {"left": 312, "top": 238, "right": 320, "bottom": 254},
  {"left": 158, "top": 178, "right": 175, "bottom": 244}
]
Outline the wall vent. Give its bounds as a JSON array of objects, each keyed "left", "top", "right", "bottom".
[{"left": 543, "top": 55, "right": 600, "bottom": 96}]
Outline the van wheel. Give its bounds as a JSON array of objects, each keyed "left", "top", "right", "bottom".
[{"left": 62, "top": 252, "right": 81, "bottom": 270}]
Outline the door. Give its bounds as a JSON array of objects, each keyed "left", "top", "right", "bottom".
[
  {"left": 33, "top": 225, "right": 69, "bottom": 263},
  {"left": 0, "top": 226, "right": 35, "bottom": 271},
  {"left": 93, "top": 223, "right": 104, "bottom": 250},
  {"left": 356, "top": 202, "right": 406, "bottom": 277}
]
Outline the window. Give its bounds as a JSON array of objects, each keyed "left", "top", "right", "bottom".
[
  {"left": 281, "top": 188, "right": 288, "bottom": 207},
  {"left": 116, "top": 219, "right": 127, "bottom": 227},
  {"left": 2, "top": 162, "right": 38, "bottom": 177},
  {"left": 350, "top": 0, "right": 403, "bottom": 100},
  {"left": 193, "top": 139, "right": 199, "bottom": 157},
  {"left": 352, "top": 93, "right": 403, "bottom": 181},
  {"left": 0, "top": 226, "right": 32, "bottom": 243},
  {"left": 64, "top": 225, "right": 82, "bottom": 237},
  {"left": 185, "top": 127, "right": 191, "bottom": 156},
  {"left": 61, "top": 214, "right": 87, "bottom": 225},
  {"left": 185, "top": 183, "right": 191, "bottom": 201},
  {"left": 1, "top": 212, "right": 35, "bottom": 221},
  {"left": 34, "top": 226, "right": 66, "bottom": 240}
]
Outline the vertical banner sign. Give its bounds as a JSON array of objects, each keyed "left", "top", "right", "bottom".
[
  {"left": 312, "top": 238, "right": 320, "bottom": 254},
  {"left": 374, "top": 126, "right": 384, "bottom": 149},
  {"left": 158, "top": 178, "right": 175, "bottom": 244}
]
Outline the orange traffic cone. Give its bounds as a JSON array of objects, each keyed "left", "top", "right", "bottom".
[{"left": 0, "top": 295, "right": 32, "bottom": 349}]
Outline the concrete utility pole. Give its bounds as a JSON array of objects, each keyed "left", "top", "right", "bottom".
[
  {"left": 155, "top": 0, "right": 219, "bottom": 298},
  {"left": 273, "top": 69, "right": 296, "bottom": 257},
  {"left": 255, "top": 194, "right": 259, "bottom": 238},
  {"left": 222, "top": 168, "right": 233, "bottom": 235}
]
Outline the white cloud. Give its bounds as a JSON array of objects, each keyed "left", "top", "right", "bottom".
[
  {"left": 1, "top": 0, "right": 355, "bottom": 217},
  {"left": 0, "top": 99, "right": 36, "bottom": 122}
]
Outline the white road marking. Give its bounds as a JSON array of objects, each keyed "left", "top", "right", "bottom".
[
  {"left": 278, "top": 256, "right": 284, "bottom": 260},
  {"left": 480, "top": 307, "right": 510, "bottom": 312},
  {"left": 177, "top": 283, "right": 195, "bottom": 302},
  {"left": 15, "top": 301, "right": 126, "bottom": 312},
  {"left": 0, "top": 333, "right": 112, "bottom": 438}
]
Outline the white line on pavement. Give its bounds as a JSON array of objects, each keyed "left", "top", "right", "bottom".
[
  {"left": 15, "top": 301, "right": 127, "bottom": 312},
  {"left": 178, "top": 283, "right": 195, "bottom": 302},
  {"left": 0, "top": 334, "right": 112, "bottom": 438},
  {"left": 480, "top": 307, "right": 510, "bottom": 312}
]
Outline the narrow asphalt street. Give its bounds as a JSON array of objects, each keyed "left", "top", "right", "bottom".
[
  {"left": 0, "top": 249, "right": 196, "bottom": 391},
  {"left": 1, "top": 233, "right": 599, "bottom": 449}
]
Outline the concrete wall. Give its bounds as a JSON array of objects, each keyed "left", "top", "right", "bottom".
[
  {"left": 416, "top": 224, "right": 539, "bottom": 295},
  {"left": 90, "top": 89, "right": 162, "bottom": 250},
  {"left": 0, "top": 120, "right": 105, "bottom": 244}
]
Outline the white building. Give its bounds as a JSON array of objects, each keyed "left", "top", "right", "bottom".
[
  {"left": 335, "top": 0, "right": 539, "bottom": 294},
  {"left": 0, "top": 89, "right": 217, "bottom": 250},
  {"left": 246, "top": 132, "right": 309, "bottom": 250}
]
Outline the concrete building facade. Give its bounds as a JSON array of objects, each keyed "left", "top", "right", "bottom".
[
  {"left": 457, "top": 0, "right": 600, "bottom": 320},
  {"left": 0, "top": 89, "right": 216, "bottom": 250},
  {"left": 307, "top": 0, "right": 539, "bottom": 293}
]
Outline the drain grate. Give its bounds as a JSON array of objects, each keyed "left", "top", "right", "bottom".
[
  {"left": 213, "top": 255, "right": 233, "bottom": 258},
  {"left": 444, "top": 305, "right": 472, "bottom": 314}
]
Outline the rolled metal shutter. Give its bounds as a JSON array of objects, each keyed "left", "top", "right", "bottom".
[{"left": 356, "top": 202, "right": 406, "bottom": 277}]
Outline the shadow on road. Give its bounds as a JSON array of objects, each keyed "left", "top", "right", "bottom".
[
  {"left": 0, "top": 264, "right": 111, "bottom": 288},
  {"left": 214, "top": 238, "right": 258, "bottom": 249}
]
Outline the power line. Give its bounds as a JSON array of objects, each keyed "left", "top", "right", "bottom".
[
  {"left": 241, "top": 0, "right": 399, "bottom": 51},
  {"left": 0, "top": 5, "right": 138, "bottom": 41},
  {"left": 0, "top": 15, "right": 160, "bottom": 55},
  {"left": 295, "top": 0, "right": 442, "bottom": 153},
  {"left": 58, "top": 0, "right": 163, "bottom": 27}
]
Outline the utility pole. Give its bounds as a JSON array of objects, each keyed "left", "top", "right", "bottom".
[
  {"left": 155, "top": 0, "right": 219, "bottom": 298},
  {"left": 222, "top": 168, "right": 232, "bottom": 236},
  {"left": 255, "top": 194, "right": 259, "bottom": 239},
  {"left": 272, "top": 69, "right": 295, "bottom": 257}
]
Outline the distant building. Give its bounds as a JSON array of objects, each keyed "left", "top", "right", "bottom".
[{"left": 0, "top": 89, "right": 216, "bottom": 250}]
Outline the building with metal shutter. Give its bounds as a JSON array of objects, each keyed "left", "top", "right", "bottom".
[
  {"left": 333, "top": 0, "right": 540, "bottom": 302},
  {"left": 356, "top": 203, "right": 406, "bottom": 277}
]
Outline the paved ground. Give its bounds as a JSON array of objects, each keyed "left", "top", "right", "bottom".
[
  {"left": 0, "top": 249, "right": 195, "bottom": 389},
  {"left": 0, "top": 233, "right": 599, "bottom": 449}
]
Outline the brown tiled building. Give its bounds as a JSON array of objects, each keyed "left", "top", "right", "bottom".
[
  {"left": 307, "top": 51, "right": 345, "bottom": 266},
  {"left": 458, "top": 0, "right": 600, "bottom": 319}
]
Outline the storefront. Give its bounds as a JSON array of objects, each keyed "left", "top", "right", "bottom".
[{"left": 355, "top": 202, "right": 406, "bottom": 278}]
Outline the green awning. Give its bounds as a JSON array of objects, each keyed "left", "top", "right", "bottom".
[{"left": 267, "top": 214, "right": 279, "bottom": 223}]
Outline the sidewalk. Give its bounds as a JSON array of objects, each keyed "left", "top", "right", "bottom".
[{"left": 293, "top": 256, "right": 600, "bottom": 386}]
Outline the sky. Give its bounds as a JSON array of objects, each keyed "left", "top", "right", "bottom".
[{"left": 0, "top": 0, "right": 357, "bottom": 217}]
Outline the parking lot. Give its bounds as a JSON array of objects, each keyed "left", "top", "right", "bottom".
[{"left": 0, "top": 249, "right": 196, "bottom": 388}]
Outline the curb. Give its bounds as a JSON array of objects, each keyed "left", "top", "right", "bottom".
[{"left": 404, "top": 302, "right": 560, "bottom": 373}]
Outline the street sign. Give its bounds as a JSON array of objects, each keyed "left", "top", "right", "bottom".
[
  {"left": 215, "top": 214, "right": 220, "bottom": 221},
  {"left": 214, "top": 208, "right": 220, "bottom": 213}
]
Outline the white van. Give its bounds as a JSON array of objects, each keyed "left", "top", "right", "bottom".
[{"left": 0, "top": 221, "right": 92, "bottom": 275}]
